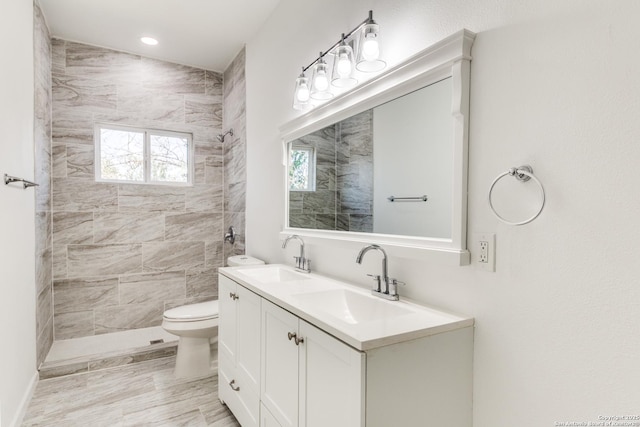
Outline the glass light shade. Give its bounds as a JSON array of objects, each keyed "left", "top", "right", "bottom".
[
  {"left": 356, "top": 23, "right": 386, "bottom": 72},
  {"left": 331, "top": 41, "right": 357, "bottom": 88},
  {"left": 310, "top": 57, "right": 334, "bottom": 100},
  {"left": 293, "top": 73, "right": 311, "bottom": 110}
]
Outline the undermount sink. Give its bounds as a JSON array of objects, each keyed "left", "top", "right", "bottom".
[
  {"left": 236, "top": 266, "right": 311, "bottom": 283},
  {"left": 293, "top": 289, "right": 413, "bottom": 325}
]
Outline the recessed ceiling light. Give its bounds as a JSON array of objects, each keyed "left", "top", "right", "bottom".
[{"left": 140, "top": 37, "right": 158, "bottom": 46}]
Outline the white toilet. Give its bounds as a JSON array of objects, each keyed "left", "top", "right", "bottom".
[{"left": 162, "top": 255, "right": 265, "bottom": 378}]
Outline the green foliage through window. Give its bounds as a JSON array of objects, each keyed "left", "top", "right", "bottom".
[
  {"left": 289, "top": 146, "right": 315, "bottom": 191},
  {"left": 97, "top": 125, "right": 191, "bottom": 185}
]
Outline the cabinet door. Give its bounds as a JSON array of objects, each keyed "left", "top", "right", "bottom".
[
  {"left": 299, "top": 321, "right": 365, "bottom": 427},
  {"left": 237, "top": 284, "right": 261, "bottom": 394},
  {"left": 261, "top": 403, "right": 282, "bottom": 427},
  {"left": 261, "top": 300, "right": 299, "bottom": 427},
  {"left": 218, "top": 275, "right": 237, "bottom": 363},
  {"left": 218, "top": 275, "right": 237, "bottom": 407},
  {"left": 218, "top": 277, "right": 261, "bottom": 427}
]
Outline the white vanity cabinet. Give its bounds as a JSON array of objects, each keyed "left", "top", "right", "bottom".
[
  {"left": 260, "top": 403, "right": 282, "bottom": 427},
  {"left": 261, "top": 300, "right": 365, "bottom": 427},
  {"left": 218, "top": 268, "right": 473, "bottom": 427},
  {"left": 218, "top": 275, "right": 262, "bottom": 427}
]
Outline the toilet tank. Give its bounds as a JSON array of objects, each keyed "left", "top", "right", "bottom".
[{"left": 227, "top": 255, "right": 265, "bottom": 267}]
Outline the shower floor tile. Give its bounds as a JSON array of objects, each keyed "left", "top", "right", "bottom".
[
  {"left": 39, "top": 326, "right": 184, "bottom": 379},
  {"left": 45, "top": 326, "right": 178, "bottom": 363}
]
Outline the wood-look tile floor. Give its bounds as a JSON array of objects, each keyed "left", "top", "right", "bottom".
[{"left": 22, "top": 356, "right": 240, "bottom": 426}]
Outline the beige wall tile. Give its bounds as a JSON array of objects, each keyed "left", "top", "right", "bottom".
[
  {"left": 119, "top": 271, "right": 186, "bottom": 304},
  {"left": 94, "top": 303, "right": 163, "bottom": 335},
  {"left": 53, "top": 277, "right": 119, "bottom": 314},
  {"left": 118, "top": 185, "right": 185, "bottom": 212},
  {"left": 186, "top": 268, "right": 218, "bottom": 298},
  {"left": 67, "top": 244, "right": 143, "bottom": 277},
  {"left": 142, "top": 242, "right": 205, "bottom": 272},
  {"left": 55, "top": 311, "right": 95, "bottom": 339},
  {"left": 53, "top": 178, "right": 118, "bottom": 211},
  {"left": 53, "top": 212, "right": 93, "bottom": 245},
  {"left": 93, "top": 212, "right": 164, "bottom": 244},
  {"left": 165, "top": 212, "right": 222, "bottom": 242}
]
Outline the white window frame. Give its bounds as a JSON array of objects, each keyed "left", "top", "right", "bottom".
[
  {"left": 95, "top": 123, "right": 194, "bottom": 186},
  {"left": 289, "top": 144, "right": 316, "bottom": 192}
]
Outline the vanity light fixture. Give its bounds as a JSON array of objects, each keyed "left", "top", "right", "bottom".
[
  {"left": 310, "top": 54, "right": 333, "bottom": 101},
  {"left": 291, "top": 10, "right": 386, "bottom": 110},
  {"left": 356, "top": 14, "right": 386, "bottom": 72},
  {"left": 293, "top": 68, "right": 311, "bottom": 110},
  {"left": 331, "top": 34, "right": 357, "bottom": 88}
]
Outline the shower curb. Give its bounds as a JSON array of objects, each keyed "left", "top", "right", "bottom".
[{"left": 38, "top": 340, "right": 179, "bottom": 380}]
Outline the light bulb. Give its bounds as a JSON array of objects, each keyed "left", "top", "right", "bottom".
[
  {"left": 296, "top": 83, "right": 310, "bottom": 102},
  {"left": 362, "top": 36, "right": 379, "bottom": 60},
  {"left": 337, "top": 52, "right": 352, "bottom": 77},
  {"left": 315, "top": 71, "right": 329, "bottom": 91}
]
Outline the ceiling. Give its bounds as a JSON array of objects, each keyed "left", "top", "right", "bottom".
[{"left": 38, "top": 0, "right": 282, "bottom": 72}]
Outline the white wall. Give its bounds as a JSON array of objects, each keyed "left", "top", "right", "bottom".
[
  {"left": 0, "top": 0, "right": 37, "bottom": 426},
  {"left": 246, "top": 0, "right": 640, "bottom": 425}
]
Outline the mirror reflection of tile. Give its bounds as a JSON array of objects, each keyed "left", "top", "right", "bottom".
[{"left": 289, "top": 109, "right": 374, "bottom": 233}]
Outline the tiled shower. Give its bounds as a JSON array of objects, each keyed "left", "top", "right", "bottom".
[
  {"left": 288, "top": 110, "right": 374, "bottom": 232},
  {"left": 33, "top": 1, "right": 247, "bottom": 368}
]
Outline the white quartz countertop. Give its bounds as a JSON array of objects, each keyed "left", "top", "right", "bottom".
[{"left": 218, "top": 264, "right": 473, "bottom": 351}]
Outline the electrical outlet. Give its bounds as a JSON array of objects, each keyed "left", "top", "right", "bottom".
[
  {"left": 474, "top": 233, "right": 496, "bottom": 272},
  {"left": 479, "top": 241, "right": 489, "bottom": 263}
]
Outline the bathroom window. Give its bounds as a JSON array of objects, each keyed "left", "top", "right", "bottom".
[
  {"left": 95, "top": 124, "right": 193, "bottom": 185},
  {"left": 289, "top": 145, "right": 316, "bottom": 191}
]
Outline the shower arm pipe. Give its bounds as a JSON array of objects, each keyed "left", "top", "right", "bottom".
[{"left": 300, "top": 10, "right": 374, "bottom": 74}]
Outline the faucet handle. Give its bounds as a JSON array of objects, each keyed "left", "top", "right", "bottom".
[
  {"left": 388, "top": 278, "right": 405, "bottom": 298},
  {"left": 293, "top": 256, "right": 311, "bottom": 273},
  {"left": 367, "top": 274, "right": 382, "bottom": 292}
]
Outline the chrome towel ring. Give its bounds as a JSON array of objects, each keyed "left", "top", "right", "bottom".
[{"left": 488, "top": 165, "right": 545, "bottom": 226}]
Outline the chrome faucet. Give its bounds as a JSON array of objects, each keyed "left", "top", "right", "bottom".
[
  {"left": 282, "top": 235, "right": 311, "bottom": 273},
  {"left": 356, "top": 244, "right": 404, "bottom": 301}
]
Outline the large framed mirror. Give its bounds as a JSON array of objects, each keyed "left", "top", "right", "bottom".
[{"left": 279, "top": 30, "right": 475, "bottom": 265}]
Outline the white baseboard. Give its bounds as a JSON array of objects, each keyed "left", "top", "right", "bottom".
[{"left": 9, "top": 371, "right": 38, "bottom": 427}]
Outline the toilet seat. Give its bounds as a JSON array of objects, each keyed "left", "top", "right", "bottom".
[{"left": 163, "top": 300, "right": 219, "bottom": 322}]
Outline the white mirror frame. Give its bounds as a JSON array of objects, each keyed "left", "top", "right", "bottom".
[{"left": 279, "top": 29, "right": 475, "bottom": 266}]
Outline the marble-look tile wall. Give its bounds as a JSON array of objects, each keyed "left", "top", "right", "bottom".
[
  {"left": 289, "top": 110, "right": 373, "bottom": 232},
  {"left": 289, "top": 126, "right": 339, "bottom": 230},
  {"left": 336, "top": 110, "right": 373, "bottom": 232},
  {"left": 223, "top": 48, "right": 247, "bottom": 259},
  {"left": 51, "top": 40, "right": 225, "bottom": 339},
  {"left": 34, "top": 1, "right": 54, "bottom": 366}
]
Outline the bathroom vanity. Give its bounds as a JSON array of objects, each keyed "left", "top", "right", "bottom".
[
  {"left": 218, "top": 29, "right": 477, "bottom": 426},
  {"left": 218, "top": 265, "right": 473, "bottom": 427}
]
